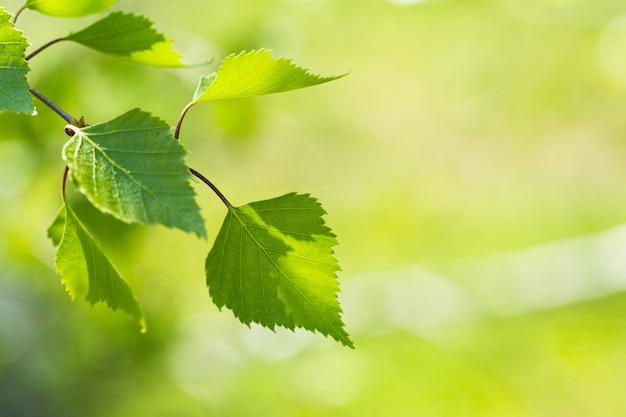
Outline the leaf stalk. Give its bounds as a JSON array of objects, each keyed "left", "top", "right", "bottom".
[
  {"left": 176, "top": 104, "right": 232, "bottom": 208},
  {"left": 25, "top": 37, "right": 67, "bottom": 61},
  {"left": 11, "top": 6, "right": 26, "bottom": 24},
  {"left": 61, "top": 166, "right": 69, "bottom": 201},
  {"left": 174, "top": 102, "right": 194, "bottom": 140},
  {"left": 189, "top": 167, "right": 232, "bottom": 208}
]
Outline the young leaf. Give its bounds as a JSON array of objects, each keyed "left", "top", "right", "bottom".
[
  {"left": 206, "top": 192, "right": 353, "bottom": 348},
  {"left": 192, "top": 49, "right": 347, "bottom": 103},
  {"left": 62, "top": 108, "right": 206, "bottom": 238},
  {"left": 65, "top": 12, "right": 185, "bottom": 67},
  {"left": 0, "top": 8, "right": 34, "bottom": 114},
  {"left": 48, "top": 204, "right": 146, "bottom": 331},
  {"left": 22, "top": 0, "right": 118, "bottom": 17}
]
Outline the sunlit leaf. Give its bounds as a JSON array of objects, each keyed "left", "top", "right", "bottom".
[
  {"left": 0, "top": 8, "right": 34, "bottom": 114},
  {"left": 62, "top": 108, "right": 206, "bottom": 237},
  {"left": 206, "top": 192, "right": 353, "bottom": 348},
  {"left": 129, "top": 39, "right": 185, "bottom": 67},
  {"left": 66, "top": 12, "right": 185, "bottom": 67},
  {"left": 49, "top": 204, "right": 146, "bottom": 331},
  {"left": 192, "top": 49, "right": 346, "bottom": 103},
  {"left": 22, "top": 0, "right": 118, "bottom": 17}
]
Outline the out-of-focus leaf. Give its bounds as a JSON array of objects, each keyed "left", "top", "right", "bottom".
[
  {"left": 62, "top": 108, "right": 206, "bottom": 237},
  {"left": 0, "top": 8, "right": 34, "bottom": 114},
  {"left": 66, "top": 12, "right": 185, "bottom": 67},
  {"left": 49, "top": 204, "right": 146, "bottom": 331},
  {"left": 206, "top": 192, "right": 353, "bottom": 348},
  {"left": 22, "top": 0, "right": 118, "bottom": 17}
]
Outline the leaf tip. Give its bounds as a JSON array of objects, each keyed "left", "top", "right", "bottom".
[{"left": 340, "top": 336, "right": 355, "bottom": 349}]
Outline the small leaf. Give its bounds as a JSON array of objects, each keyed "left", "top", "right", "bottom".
[
  {"left": 206, "top": 192, "right": 353, "bottom": 348},
  {"left": 49, "top": 204, "right": 146, "bottom": 331},
  {"left": 66, "top": 12, "right": 185, "bottom": 67},
  {"left": 192, "top": 49, "right": 347, "bottom": 103},
  {"left": 0, "top": 8, "right": 34, "bottom": 114},
  {"left": 62, "top": 108, "right": 206, "bottom": 238},
  {"left": 23, "top": 0, "right": 118, "bottom": 17}
]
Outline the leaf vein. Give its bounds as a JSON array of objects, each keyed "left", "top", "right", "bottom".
[
  {"left": 233, "top": 208, "right": 335, "bottom": 331},
  {"left": 81, "top": 134, "right": 189, "bottom": 224}
]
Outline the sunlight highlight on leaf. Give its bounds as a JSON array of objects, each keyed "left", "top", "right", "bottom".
[
  {"left": 23, "top": 0, "right": 118, "bottom": 17},
  {"left": 129, "top": 39, "right": 185, "bottom": 67},
  {"left": 206, "top": 193, "right": 353, "bottom": 348}
]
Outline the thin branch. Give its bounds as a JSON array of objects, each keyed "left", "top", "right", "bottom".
[
  {"left": 189, "top": 167, "right": 232, "bottom": 208},
  {"left": 29, "top": 88, "right": 74, "bottom": 123},
  {"left": 25, "top": 37, "right": 67, "bottom": 61}
]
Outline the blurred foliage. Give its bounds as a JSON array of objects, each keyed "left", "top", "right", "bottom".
[{"left": 3, "top": 0, "right": 626, "bottom": 415}]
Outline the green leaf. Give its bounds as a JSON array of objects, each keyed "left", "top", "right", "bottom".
[
  {"left": 205, "top": 192, "right": 353, "bottom": 348},
  {"left": 62, "top": 108, "right": 206, "bottom": 238},
  {"left": 67, "top": 12, "right": 163, "bottom": 54},
  {"left": 0, "top": 8, "right": 34, "bottom": 114},
  {"left": 66, "top": 12, "right": 185, "bottom": 67},
  {"left": 23, "top": 0, "right": 118, "bottom": 17},
  {"left": 192, "top": 49, "right": 347, "bottom": 103},
  {"left": 47, "top": 205, "right": 66, "bottom": 246},
  {"left": 48, "top": 204, "right": 146, "bottom": 331}
]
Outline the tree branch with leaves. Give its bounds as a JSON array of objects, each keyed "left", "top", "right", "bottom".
[{"left": 0, "top": 2, "right": 353, "bottom": 348}]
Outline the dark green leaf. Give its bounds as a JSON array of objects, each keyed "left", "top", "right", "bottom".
[
  {"left": 206, "top": 193, "right": 353, "bottom": 348},
  {"left": 49, "top": 204, "right": 146, "bottom": 331},
  {"left": 66, "top": 12, "right": 185, "bottom": 67},
  {"left": 23, "top": 0, "right": 118, "bottom": 17},
  {"left": 62, "top": 108, "right": 206, "bottom": 237},
  {"left": 192, "top": 49, "right": 347, "bottom": 102},
  {"left": 0, "top": 8, "right": 34, "bottom": 114}
]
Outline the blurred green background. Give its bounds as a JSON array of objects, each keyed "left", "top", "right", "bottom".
[{"left": 3, "top": 0, "right": 626, "bottom": 415}]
